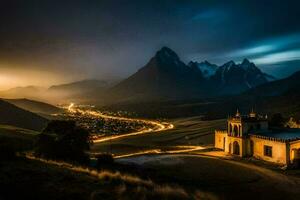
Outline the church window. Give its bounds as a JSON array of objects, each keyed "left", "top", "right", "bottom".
[
  {"left": 233, "top": 126, "right": 239, "bottom": 137},
  {"left": 264, "top": 145, "right": 272, "bottom": 157}
]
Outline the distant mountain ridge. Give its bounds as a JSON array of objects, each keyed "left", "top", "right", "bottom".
[
  {"left": 0, "top": 79, "right": 118, "bottom": 104},
  {"left": 0, "top": 86, "right": 46, "bottom": 100},
  {"left": 0, "top": 47, "right": 276, "bottom": 104},
  {"left": 48, "top": 79, "right": 109, "bottom": 93}
]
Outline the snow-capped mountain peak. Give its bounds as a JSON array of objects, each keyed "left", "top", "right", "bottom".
[{"left": 188, "top": 60, "right": 218, "bottom": 78}]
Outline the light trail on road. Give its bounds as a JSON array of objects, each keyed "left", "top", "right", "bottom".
[{"left": 113, "top": 146, "right": 206, "bottom": 158}]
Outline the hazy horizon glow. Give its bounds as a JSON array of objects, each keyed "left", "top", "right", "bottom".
[{"left": 0, "top": 0, "right": 300, "bottom": 89}]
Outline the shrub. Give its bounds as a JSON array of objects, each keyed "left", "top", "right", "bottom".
[
  {"left": 95, "top": 153, "right": 114, "bottom": 169},
  {"left": 35, "top": 120, "right": 91, "bottom": 164}
]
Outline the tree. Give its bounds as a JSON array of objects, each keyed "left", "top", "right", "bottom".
[{"left": 35, "top": 120, "right": 91, "bottom": 164}]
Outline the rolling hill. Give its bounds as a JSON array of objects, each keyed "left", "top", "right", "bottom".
[
  {"left": 0, "top": 99, "right": 48, "bottom": 131},
  {"left": 4, "top": 98, "right": 62, "bottom": 115}
]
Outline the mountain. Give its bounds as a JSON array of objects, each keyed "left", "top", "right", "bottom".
[
  {"left": 0, "top": 99, "right": 48, "bottom": 131},
  {"left": 210, "top": 59, "right": 271, "bottom": 95},
  {"left": 109, "top": 47, "right": 206, "bottom": 102},
  {"left": 105, "top": 71, "right": 300, "bottom": 119},
  {"left": 4, "top": 98, "right": 62, "bottom": 115},
  {"left": 0, "top": 48, "right": 274, "bottom": 105},
  {"left": 106, "top": 47, "right": 274, "bottom": 103},
  {"left": 189, "top": 59, "right": 273, "bottom": 95}
]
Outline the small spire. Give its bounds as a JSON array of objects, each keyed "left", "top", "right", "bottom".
[{"left": 235, "top": 109, "right": 240, "bottom": 117}]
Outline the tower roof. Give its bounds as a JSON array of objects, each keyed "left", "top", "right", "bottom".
[
  {"left": 235, "top": 109, "right": 240, "bottom": 117},
  {"left": 249, "top": 107, "right": 256, "bottom": 118}
]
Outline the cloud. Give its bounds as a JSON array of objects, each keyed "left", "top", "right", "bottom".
[
  {"left": 253, "top": 50, "right": 300, "bottom": 65},
  {"left": 228, "top": 45, "right": 276, "bottom": 58},
  {"left": 224, "top": 33, "right": 300, "bottom": 63}
]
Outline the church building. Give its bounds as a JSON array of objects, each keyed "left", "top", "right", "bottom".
[{"left": 215, "top": 110, "right": 300, "bottom": 166}]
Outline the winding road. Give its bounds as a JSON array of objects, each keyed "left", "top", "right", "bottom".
[{"left": 66, "top": 103, "right": 174, "bottom": 143}]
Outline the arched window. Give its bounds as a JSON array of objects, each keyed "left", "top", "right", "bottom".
[{"left": 233, "top": 126, "right": 239, "bottom": 137}]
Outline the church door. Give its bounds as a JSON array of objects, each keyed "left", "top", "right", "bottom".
[{"left": 233, "top": 141, "right": 240, "bottom": 155}]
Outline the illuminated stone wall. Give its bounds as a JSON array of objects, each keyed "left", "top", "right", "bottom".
[
  {"left": 215, "top": 130, "right": 227, "bottom": 150},
  {"left": 250, "top": 136, "right": 288, "bottom": 164}
]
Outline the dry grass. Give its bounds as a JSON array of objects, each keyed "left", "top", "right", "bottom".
[{"left": 24, "top": 154, "right": 197, "bottom": 199}]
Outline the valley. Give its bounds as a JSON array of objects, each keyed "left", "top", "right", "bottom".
[
  {"left": 56, "top": 103, "right": 224, "bottom": 157},
  {"left": 1, "top": 1, "right": 300, "bottom": 199}
]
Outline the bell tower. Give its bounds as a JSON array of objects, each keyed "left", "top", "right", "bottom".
[{"left": 228, "top": 109, "right": 243, "bottom": 137}]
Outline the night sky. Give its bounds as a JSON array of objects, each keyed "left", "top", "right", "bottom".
[{"left": 0, "top": 0, "right": 300, "bottom": 89}]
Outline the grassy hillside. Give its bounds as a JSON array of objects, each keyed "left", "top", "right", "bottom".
[
  {"left": 117, "top": 155, "right": 300, "bottom": 200},
  {"left": 0, "top": 99, "right": 48, "bottom": 131},
  {"left": 5, "top": 98, "right": 62, "bottom": 115},
  {"left": 0, "top": 157, "right": 193, "bottom": 200},
  {"left": 0, "top": 125, "right": 38, "bottom": 151}
]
